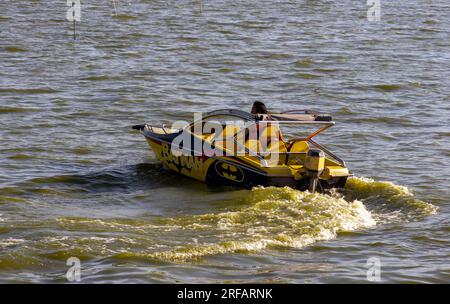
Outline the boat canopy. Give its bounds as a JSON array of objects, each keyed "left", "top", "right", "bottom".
[
  {"left": 187, "top": 109, "right": 335, "bottom": 140},
  {"left": 190, "top": 109, "right": 333, "bottom": 124}
]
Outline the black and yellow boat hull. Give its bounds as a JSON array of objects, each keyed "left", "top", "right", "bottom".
[{"left": 142, "top": 132, "right": 348, "bottom": 192}]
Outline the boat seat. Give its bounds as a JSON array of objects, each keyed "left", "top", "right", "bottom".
[
  {"left": 217, "top": 125, "right": 239, "bottom": 139},
  {"left": 285, "top": 141, "right": 310, "bottom": 165},
  {"left": 289, "top": 141, "right": 309, "bottom": 153},
  {"left": 214, "top": 125, "right": 240, "bottom": 153},
  {"left": 263, "top": 138, "right": 288, "bottom": 165},
  {"left": 259, "top": 124, "right": 287, "bottom": 152},
  {"left": 236, "top": 124, "right": 289, "bottom": 165},
  {"left": 245, "top": 139, "right": 262, "bottom": 154}
]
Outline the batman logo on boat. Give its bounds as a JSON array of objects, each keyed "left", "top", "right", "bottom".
[{"left": 215, "top": 161, "right": 245, "bottom": 183}]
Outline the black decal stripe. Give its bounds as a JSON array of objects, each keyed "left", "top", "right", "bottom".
[{"left": 142, "top": 132, "right": 268, "bottom": 177}]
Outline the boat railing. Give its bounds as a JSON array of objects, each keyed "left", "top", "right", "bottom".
[
  {"left": 307, "top": 139, "right": 346, "bottom": 167},
  {"left": 141, "top": 123, "right": 183, "bottom": 135}
]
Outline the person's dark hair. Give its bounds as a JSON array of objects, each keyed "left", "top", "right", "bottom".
[{"left": 251, "top": 101, "right": 268, "bottom": 114}]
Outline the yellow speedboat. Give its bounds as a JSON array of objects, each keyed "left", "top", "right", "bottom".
[{"left": 132, "top": 109, "right": 350, "bottom": 192}]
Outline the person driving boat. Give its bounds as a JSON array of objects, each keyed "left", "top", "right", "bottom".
[
  {"left": 249, "top": 101, "right": 284, "bottom": 151},
  {"left": 250, "top": 101, "right": 268, "bottom": 114}
]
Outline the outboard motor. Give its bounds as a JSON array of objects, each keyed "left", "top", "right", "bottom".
[{"left": 305, "top": 149, "right": 325, "bottom": 192}]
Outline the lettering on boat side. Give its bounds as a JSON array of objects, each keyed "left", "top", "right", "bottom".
[
  {"left": 159, "top": 143, "right": 203, "bottom": 173},
  {"left": 177, "top": 288, "right": 273, "bottom": 301}
]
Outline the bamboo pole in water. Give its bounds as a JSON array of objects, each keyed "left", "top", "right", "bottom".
[
  {"left": 72, "top": 1, "right": 76, "bottom": 40},
  {"left": 111, "top": 0, "right": 118, "bottom": 16}
]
